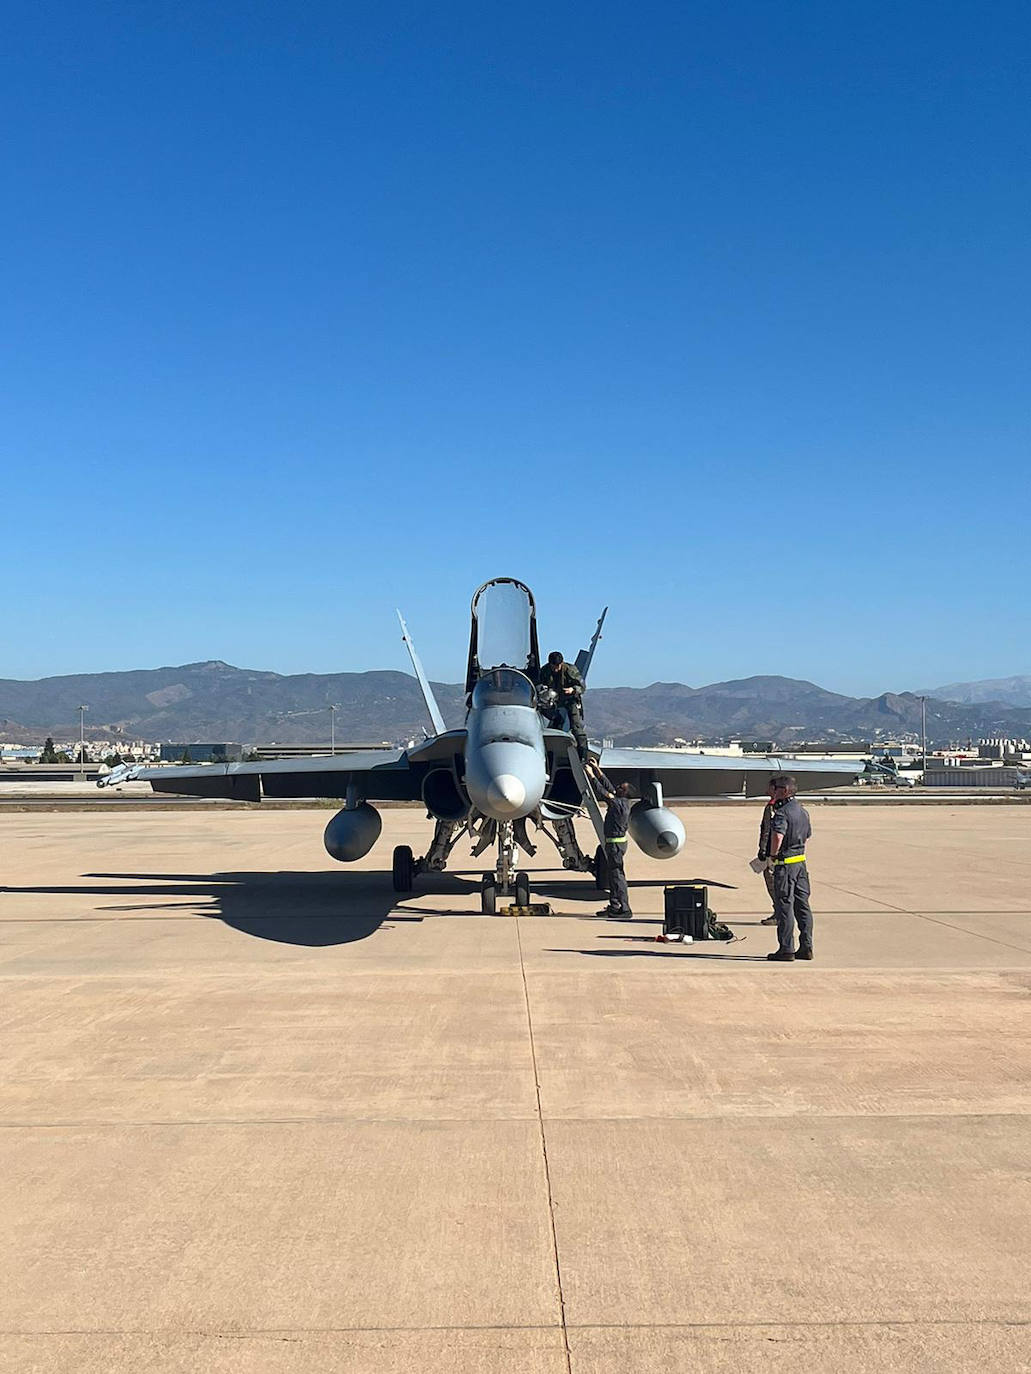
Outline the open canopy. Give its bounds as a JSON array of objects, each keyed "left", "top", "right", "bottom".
[{"left": 465, "top": 578, "right": 540, "bottom": 692}]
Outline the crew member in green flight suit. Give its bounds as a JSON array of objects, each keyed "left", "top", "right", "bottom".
[{"left": 538, "top": 650, "right": 588, "bottom": 761}]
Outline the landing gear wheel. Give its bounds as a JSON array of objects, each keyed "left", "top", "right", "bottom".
[
  {"left": 480, "top": 873, "right": 497, "bottom": 915},
  {"left": 514, "top": 872, "right": 531, "bottom": 908},
  {"left": 593, "top": 845, "right": 609, "bottom": 891},
  {"left": 392, "top": 845, "right": 414, "bottom": 893}
]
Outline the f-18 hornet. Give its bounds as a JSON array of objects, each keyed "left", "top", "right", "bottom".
[{"left": 101, "top": 578, "right": 862, "bottom": 911}]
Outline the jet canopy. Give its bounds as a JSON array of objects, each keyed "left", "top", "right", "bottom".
[
  {"left": 471, "top": 668, "right": 536, "bottom": 710},
  {"left": 466, "top": 578, "right": 541, "bottom": 693}
]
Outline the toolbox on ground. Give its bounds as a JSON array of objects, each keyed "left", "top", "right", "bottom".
[{"left": 663, "top": 885, "right": 709, "bottom": 940}]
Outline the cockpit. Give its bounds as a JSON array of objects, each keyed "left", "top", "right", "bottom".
[{"left": 471, "top": 668, "right": 535, "bottom": 711}]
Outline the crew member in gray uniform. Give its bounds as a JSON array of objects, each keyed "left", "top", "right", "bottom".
[
  {"left": 766, "top": 774, "right": 814, "bottom": 961},
  {"left": 588, "top": 761, "right": 633, "bottom": 919},
  {"left": 757, "top": 778, "right": 778, "bottom": 925}
]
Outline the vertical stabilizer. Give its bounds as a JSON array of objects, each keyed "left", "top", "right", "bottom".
[
  {"left": 574, "top": 607, "right": 608, "bottom": 682},
  {"left": 397, "top": 611, "right": 447, "bottom": 737}
]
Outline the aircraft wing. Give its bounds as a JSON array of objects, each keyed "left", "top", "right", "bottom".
[
  {"left": 594, "top": 749, "right": 863, "bottom": 800},
  {"left": 101, "top": 736, "right": 465, "bottom": 801}
]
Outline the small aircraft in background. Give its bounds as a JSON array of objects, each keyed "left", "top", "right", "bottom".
[{"left": 101, "top": 578, "right": 863, "bottom": 910}]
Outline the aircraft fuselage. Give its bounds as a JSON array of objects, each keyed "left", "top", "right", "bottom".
[{"left": 463, "top": 669, "right": 547, "bottom": 821}]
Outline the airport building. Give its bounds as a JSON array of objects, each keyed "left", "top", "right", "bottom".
[
  {"left": 978, "top": 738, "right": 1031, "bottom": 760},
  {"left": 159, "top": 742, "right": 243, "bottom": 763},
  {"left": 924, "top": 766, "right": 1030, "bottom": 788}
]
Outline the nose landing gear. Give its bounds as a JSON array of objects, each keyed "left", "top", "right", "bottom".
[
  {"left": 478, "top": 821, "right": 535, "bottom": 912},
  {"left": 481, "top": 819, "right": 515, "bottom": 912}
]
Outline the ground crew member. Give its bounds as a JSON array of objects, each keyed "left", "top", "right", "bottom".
[
  {"left": 766, "top": 774, "right": 814, "bottom": 961},
  {"left": 539, "top": 650, "right": 588, "bottom": 761},
  {"left": 587, "top": 761, "right": 633, "bottom": 919},
  {"left": 757, "top": 779, "right": 778, "bottom": 925}
]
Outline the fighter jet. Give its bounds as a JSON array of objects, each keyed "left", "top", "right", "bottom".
[{"left": 100, "top": 578, "right": 863, "bottom": 910}]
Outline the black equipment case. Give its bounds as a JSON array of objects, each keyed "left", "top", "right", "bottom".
[{"left": 663, "top": 885, "right": 708, "bottom": 940}]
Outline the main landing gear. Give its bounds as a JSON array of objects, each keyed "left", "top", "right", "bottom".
[
  {"left": 392, "top": 818, "right": 466, "bottom": 893},
  {"left": 392, "top": 844, "right": 415, "bottom": 893}
]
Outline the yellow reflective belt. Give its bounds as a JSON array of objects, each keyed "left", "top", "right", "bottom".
[
  {"left": 607, "top": 836, "right": 628, "bottom": 844},
  {"left": 774, "top": 854, "right": 806, "bottom": 865}
]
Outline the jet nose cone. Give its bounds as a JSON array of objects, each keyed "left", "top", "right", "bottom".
[
  {"left": 485, "top": 773, "right": 527, "bottom": 816},
  {"left": 657, "top": 831, "right": 679, "bottom": 853}
]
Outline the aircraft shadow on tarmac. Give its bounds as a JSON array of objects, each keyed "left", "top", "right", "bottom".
[
  {"left": 12, "top": 868, "right": 742, "bottom": 949},
  {"left": 65, "top": 870, "right": 436, "bottom": 947}
]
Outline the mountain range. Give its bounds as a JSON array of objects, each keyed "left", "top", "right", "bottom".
[
  {"left": 920, "top": 675, "right": 1031, "bottom": 708},
  {"left": 3, "top": 661, "right": 1031, "bottom": 749}
]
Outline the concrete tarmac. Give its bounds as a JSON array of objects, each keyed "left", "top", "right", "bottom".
[{"left": 2, "top": 805, "right": 1030, "bottom": 1372}]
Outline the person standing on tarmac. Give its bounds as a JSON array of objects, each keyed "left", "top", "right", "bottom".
[
  {"left": 757, "top": 779, "right": 779, "bottom": 926},
  {"left": 539, "top": 650, "right": 588, "bottom": 762},
  {"left": 587, "top": 761, "right": 634, "bottom": 919},
  {"left": 766, "top": 774, "right": 814, "bottom": 961}
]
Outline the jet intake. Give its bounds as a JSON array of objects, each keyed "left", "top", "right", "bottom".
[
  {"left": 421, "top": 768, "right": 470, "bottom": 821},
  {"left": 324, "top": 803, "right": 382, "bottom": 862},
  {"left": 629, "top": 801, "right": 686, "bottom": 859}
]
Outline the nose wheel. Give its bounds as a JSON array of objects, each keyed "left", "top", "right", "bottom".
[{"left": 481, "top": 869, "right": 531, "bottom": 912}]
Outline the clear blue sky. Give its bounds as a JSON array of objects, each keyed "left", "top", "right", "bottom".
[{"left": 2, "top": 1, "right": 1028, "bottom": 695}]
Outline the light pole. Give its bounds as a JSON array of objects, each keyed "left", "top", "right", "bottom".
[
  {"left": 78, "top": 704, "right": 88, "bottom": 782},
  {"left": 274, "top": 705, "right": 344, "bottom": 754},
  {"left": 918, "top": 695, "right": 927, "bottom": 781}
]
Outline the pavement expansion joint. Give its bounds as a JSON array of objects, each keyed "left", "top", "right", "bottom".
[
  {"left": 6, "top": 1317, "right": 1028, "bottom": 1336},
  {"left": 0, "top": 1113, "right": 543, "bottom": 1130},
  {"left": 566, "top": 1318, "right": 1031, "bottom": 1331},
  {"left": 515, "top": 917, "right": 573, "bottom": 1374},
  {"left": 5, "top": 1107, "right": 1031, "bottom": 1130},
  {"left": 814, "top": 884, "right": 914, "bottom": 914},
  {"left": 3, "top": 1323, "right": 566, "bottom": 1336},
  {"left": 902, "top": 910, "right": 1031, "bottom": 953}
]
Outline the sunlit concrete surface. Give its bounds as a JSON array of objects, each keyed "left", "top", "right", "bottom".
[{"left": 2, "top": 805, "right": 1030, "bottom": 1373}]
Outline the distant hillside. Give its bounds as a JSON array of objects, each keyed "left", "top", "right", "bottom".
[
  {"left": 920, "top": 675, "right": 1031, "bottom": 709},
  {"left": 0, "top": 661, "right": 467, "bottom": 746},
  {"left": 5, "top": 661, "right": 1031, "bottom": 748},
  {"left": 586, "top": 678, "right": 1031, "bottom": 746}
]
